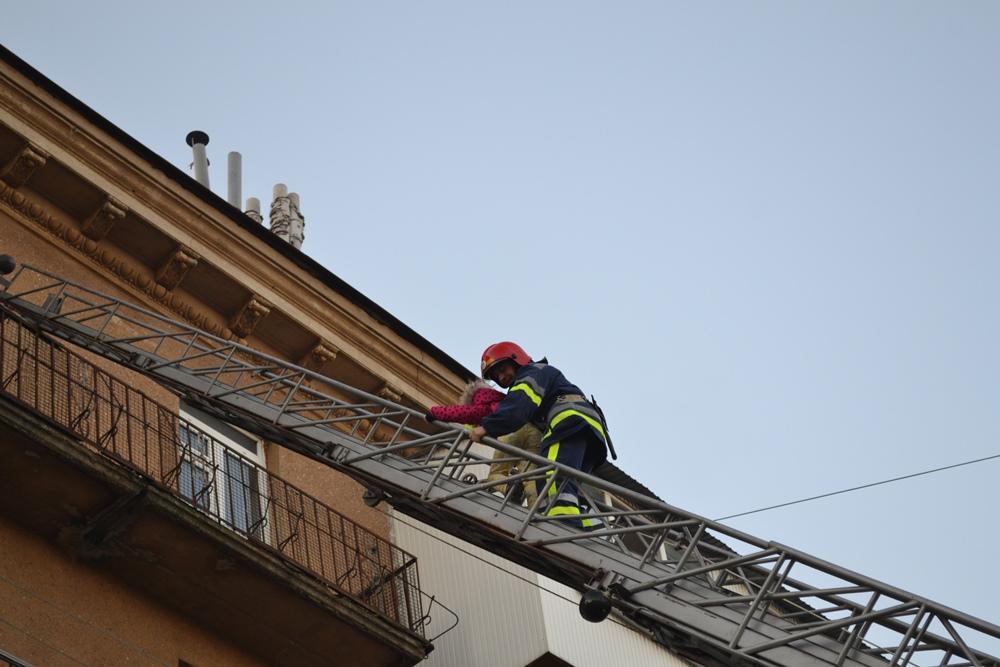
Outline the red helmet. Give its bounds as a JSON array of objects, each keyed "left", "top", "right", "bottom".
[{"left": 481, "top": 341, "right": 532, "bottom": 379}]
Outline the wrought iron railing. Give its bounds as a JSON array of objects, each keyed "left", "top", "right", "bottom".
[
  {"left": 0, "top": 312, "right": 428, "bottom": 636},
  {"left": 3, "top": 263, "right": 998, "bottom": 667},
  {"left": 0, "top": 648, "right": 33, "bottom": 667}
]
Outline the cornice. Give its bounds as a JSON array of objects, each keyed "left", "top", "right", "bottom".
[
  {"left": 0, "top": 183, "right": 447, "bottom": 426},
  {"left": 0, "top": 62, "right": 465, "bottom": 407},
  {"left": 0, "top": 180, "right": 234, "bottom": 340}
]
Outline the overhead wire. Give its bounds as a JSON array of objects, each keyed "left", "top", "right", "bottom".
[
  {"left": 372, "top": 450, "right": 1000, "bottom": 629},
  {"left": 714, "top": 451, "right": 1000, "bottom": 522},
  {"left": 373, "top": 449, "right": 1000, "bottom": 637},
  {"left": 5, "top": 272, "right": 994, "bottom": 660}
]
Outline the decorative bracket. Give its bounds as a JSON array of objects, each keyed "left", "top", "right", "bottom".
[
  {"left": 301, "top": 341, "right": 339, "bottom": 371},
  {"left": 229, "top": 295, "right": 271, "bottom": 338},
  {"left": 154, "top": 245, "right": 199, "bottom": 291},
  {"left": 0, "top": 142, "right": 49, "bottom": 188},
  {"left": 377, "top": 383, "right": 403, "bottom": 403},
  {"left": 80, "top": 196, "right": 127, "bottom": 241}
]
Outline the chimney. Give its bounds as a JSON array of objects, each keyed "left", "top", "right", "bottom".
[
  {"left": 269, "top": 184, "right": 292, "bottom": 243},
  {"left": 227, "top": 152, "right": 242, "bottom": 208},
  {"left": 185, "top": 131, "right": 210, "bottom": 188},
  {"left": 268, "top": 185, "right": 306, "bottom": 250},
  {"left": 245, "top": 197, "right": 263, "bottom": 224}
]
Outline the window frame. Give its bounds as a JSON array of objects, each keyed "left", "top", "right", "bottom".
[{"left": 177, "top": 406, "right": 271, "bottom": 544}]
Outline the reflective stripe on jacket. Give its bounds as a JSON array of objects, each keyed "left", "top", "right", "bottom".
[{"left": 480, "top": 362, "right": 607, "bottom": 454}]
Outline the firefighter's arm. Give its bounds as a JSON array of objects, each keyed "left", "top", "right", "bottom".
[{"left": 480, "top": 390, "right": 537, "bottom": 439}]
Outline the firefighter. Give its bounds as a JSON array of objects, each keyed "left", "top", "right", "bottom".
[{"left": 468, "top": 342, "right": 608, "bottom": 529}]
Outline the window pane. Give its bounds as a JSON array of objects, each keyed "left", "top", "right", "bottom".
[
  {"left": 181, "top": 403, "right": 258, "bottom": 457},
  {"left": 224, "top": 452, "right": 263, "bottom": 537},
  {"left": 179, "top": 460, "right": 211, "bottom": 510},
  {"left": 179, "top": 423, "right": 192, "bottom": 448},
  {"left": 179, "top": 423, "right": 208, "bottom": 456},
  {"left": 178, "top": 411, "right": 267, "bottom": 544}
]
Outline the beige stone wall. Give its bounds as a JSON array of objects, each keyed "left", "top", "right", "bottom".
[{"left": 0, "top": 514, "right": 266, "bottom": 667}]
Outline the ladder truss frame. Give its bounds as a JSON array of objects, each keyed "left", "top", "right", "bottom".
[{"left": 1, "top": 263, "right": 997, "bottom": 667}]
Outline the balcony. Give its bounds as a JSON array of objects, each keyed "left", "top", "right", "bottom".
[
  {"left": 0, "top": 311, "right": 434, "bottom": 666},
  {"left": 0, "top": 649, "right": 32, "bottom": 667}
]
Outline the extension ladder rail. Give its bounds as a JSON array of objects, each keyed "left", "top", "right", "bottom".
[{"left": 0, "top": 263, "right": 997, "bottom": 667}]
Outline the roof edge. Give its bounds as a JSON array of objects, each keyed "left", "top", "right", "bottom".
[{"left": 0, "top": 43, "right": 475, "bottom": 385}]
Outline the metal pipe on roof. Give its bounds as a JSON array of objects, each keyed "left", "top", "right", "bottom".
[
  {"left": 227, "top": 151, "right": 242, "bottom": 208},
  {"left": 185, "top": 130, "right": 210, "bottom": 188},
  {"left": 288, "top": 192, "right": 304, "bottom": 249}
]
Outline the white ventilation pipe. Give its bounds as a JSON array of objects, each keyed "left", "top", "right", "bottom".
[
  {"left": 185, "top": 131, "right": 210, "bottom": 188},
  {"left": 227, "top": 152, "right": 242, "bottom": 208},
  {"left": 288, "top": 192, "right": 304, "bottom": 249}
]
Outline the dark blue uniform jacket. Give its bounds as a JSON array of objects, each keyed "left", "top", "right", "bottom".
[{"left": 481, "top": 362, "right": 608, "bottom": 461}]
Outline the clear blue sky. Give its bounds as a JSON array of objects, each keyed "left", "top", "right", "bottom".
[{"left": 4, "top": 0, "right": 998, "bottom": 641}]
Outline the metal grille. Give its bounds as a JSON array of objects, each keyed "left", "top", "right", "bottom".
[
  {"left": 0, "top": 313, "right": 427, "bottom": 636},
  {"left": 2, "top": 264, "right": 998, "bottom": 667}
]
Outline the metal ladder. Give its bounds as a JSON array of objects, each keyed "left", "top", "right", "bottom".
[{"left": 1, "top": 262, "right": 997, "bottom": 667}]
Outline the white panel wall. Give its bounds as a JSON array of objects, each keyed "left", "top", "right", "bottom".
[
  {"left": 390, "top": 511, "right": 693, "bottom": 667},
  {"left": 391, "top": 513, "right": 549, "bottom": 667},
  {"left": 538, "top": 579, "right": 693, "bottom": 667}
]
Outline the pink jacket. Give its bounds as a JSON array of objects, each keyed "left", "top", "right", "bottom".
[{"left": 429, "top": 380, "right": 505, "bottom": 425}]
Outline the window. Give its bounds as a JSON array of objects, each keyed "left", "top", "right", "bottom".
[
  {"left": 178, "top": 424, "right": 212, "bottom": 511},
  {"left": 177, "top": 404, "right": 269, "bottom": 542}
]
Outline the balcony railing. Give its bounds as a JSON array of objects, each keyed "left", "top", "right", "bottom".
[
  {"left": 0, "top": 649, "right": 33, "bottom": 667},
  {"left": 0, "top": 312, "right": 427, "bottom": 636}
]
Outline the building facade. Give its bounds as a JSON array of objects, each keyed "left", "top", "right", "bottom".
[
  {"left": 0, "top": 43, "right": 711, "bottom": 667},
  {"left": 0, "top": 44, "right": 469, "bottom": 667}
]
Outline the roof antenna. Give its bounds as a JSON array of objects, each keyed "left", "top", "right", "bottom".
[{"left": 185, "top": 131, "right": 210, "bottom": 188}]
